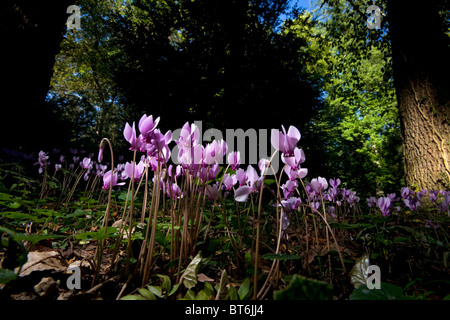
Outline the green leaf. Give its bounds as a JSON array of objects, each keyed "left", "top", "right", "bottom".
[
  {"left": 66, "top": 208, "right": 90, "bottom": 219},
  {"left": 13, "top": 233, "right": 65, "bottom": 246},
  {"left": 183, "top": 289, "right": 196, "bottom": 300},
  {"left": 204, "top": 281, "right": 215, "bottom": 295},
  {"left": 75, "top": 227, "right": 117, "bottom": 241},
  {"left": 118, "top": 191, "right": 132, "bottom": 201},
  {"left": 0, "top": 226, "right": 17, "bottom": 237},
  {"left": 0, "top": 227, "right": 27, "bottom": 269},
  {"left": 147, "top": 285, "right": 163, "bottom": 298},
  {"left": 120, "top": 294, "right": 147, "bottom": 300},
  {"left": 273, "top": 275, "right": 333, "bottom": 300},
  {"left": 182, "top": 251, "right": 202, "bottom": 290},
  {"left": 139, "top": 288, "right": 157, "bottom": 300},
  {"left": 228, "top": 284, "right": 238, "bottom": 300},
  {"left": 0, "top": 268, "right": 18, "bottom": 284},
  {"left": 350, "top": 283, "right": 414, "bottom": 300},
  {"left": 2, "top": 212, "right": 41, "bottom": 222},
  {"left": 0, "top": 192, "right": 13, "bottom": 201},
  {"left": 168, "top": 283, "right": 180, "bottom": 296},
  {"left": 154, "top": 228, "right": 168, "bottom": 248},
  {"left": 158, "top": 223, "right": 181, "bottom": 230},
  {"left": 238, "top": 278, "right": 251, "bottom": 300},
  {"left": 350, "top": 253, "right": 370, "bottom": 288},
  {"left": 196, "top": 288, "right": 214, "bottom": 300},
  {"left": 0, "top": 201, "right": 21, "bottom": 209},
  {"left": 157, "top": 274, "right": 172, "bottom": 293}
]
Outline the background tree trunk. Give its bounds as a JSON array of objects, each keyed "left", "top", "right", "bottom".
[
  {"left": 1, "top": 0, "right": 71, "bottom": 151},
  {"left": 387, "top": 0, "right": 450, "bottom": 190}
]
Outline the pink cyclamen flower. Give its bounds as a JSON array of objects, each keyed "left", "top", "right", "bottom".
[
  {"left": 310, "top": 177, "right": 328, "bottom": 194},
  {"left": 138, "top": 114, "right": 160, "bottom": 143},
  {"left": 329, "top": 178, "right": 341, "bottom": 189},
  {"left": 123, "top": 122, "right": 137, "bottom": 150},
  {"left": 235, "top": 168, "right": 247, "bottom": 186},
  {"left": 167, "top": 183, "right": 182, "bottom": 199},
  {"left": 281, "top": 197, "right": 301, "bottom": 213},
  {"left": 258, "top": 158, "right": 270, "bottom": 173},
  {"left": 377, "top": 197, "right": 391, "bottom": 216},
  {"left": 284, "top": 166, "right": 308, "bottom": 181},
  {"left": 204, "top": 139, "right": 227, "bottom": 165},
  {"left": 146, "top": 129, "right": 172, "bottom": 158},
  {"left": 102, "top": 170, "right": 126, "bottom": 190},
  {"left": 98, "top": 147, "right": 104, "bottom": 163},
  {"left": 222, "top": 173, "right": 237, "bottom": 190},
  {"left": 35, "top": 151, "right": 49, "bottom": 174},
  {"left": 168, "top": 164, "right": 182, "bottom": 179},
  {"left": 281, "top": 147, "right": 305, "bottom": 169},
  {"left": 176, "top": 121, "right": 200, "bottom": 150},
  {"left": 280, "top": 210, "right": 290, "bottom": 240},
  {"left": 205, "top": 184, "right": 220, "bottom": 201},
  {"left": 367, "top": 196, "right": 377, "bottom": 208},
  {"left": 81, "top": 157, "right": 91, "bottom": 170},
  {"left": 123, "top": 161, "right": 145, "bottom": 182},
  {"left": 271, "top": 125, "right": 301, "bottom": 157},
  {"left": 227, "top": 151, "right": 241, "bottom": 170},
  {"left": 233, "top": 165, "right": 263, "bottom": 202},
  {"left": 234, "top": 185, "right": 253, "bottom": 202},
  {"left": 282, "top": 180, "right": 298, "bottom": 199}
]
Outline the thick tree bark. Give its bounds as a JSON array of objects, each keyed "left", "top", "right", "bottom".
[
  {"left": 387, "top": 0, "right": 450, "bottom": 190},
  {"left": 0, "top": 0, "right": 71, "bottom": 151}
]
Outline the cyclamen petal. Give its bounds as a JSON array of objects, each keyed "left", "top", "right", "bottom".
[
  {"left": 223, "top": 174, "right": 237, "bottom": 190},
  {"left": 271, "top": 125, "right": 301, "bottom": 156},
  {"left": 258, "top": 158, "right": 270, "bottom": 173},
  {"left": 286, "top": 126, "right": 301, "bottom": 152},
  {"left": 227, "top": 151, "right": 241, "bottom": 170},
  {"left": 205, "top": 184, "right": 220, "bottom": 201},
  {"left": 81, "top": 157, "right": 91, "bottom": 169},
  {"left": 234, "top": 186, "right": 253, "bottom": 202},
  {"left": 102, "top": 170, "right": 126, "bottom": 189},
  {"left": 270, "top": 129, "right": 281, "bottom": 152},
  {"left": 123, "top": 122, "right": 137, "bottom": 149},
  {"left": 246, "top": 165, "right": 259, "bottom": 187},
  {"left": 298, "top": 168, "right": 308, "bottom": 179},
  {"left": 140, "top": 115, "right": 160, "bottom": 134},
  {"left": 236, "top": 168, "right": 247, "bottom": 186}
]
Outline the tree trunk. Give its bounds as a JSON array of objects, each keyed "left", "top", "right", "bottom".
[
  {"left": 0, "top": 0, "right": 71, "bottom": 151},
  {"left": 387, "top": 0, "right": 450, "bottom": 190}
]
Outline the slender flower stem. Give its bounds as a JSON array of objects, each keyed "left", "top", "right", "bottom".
[
  {"left": 92, "top": 138, "right": 114, "bottom": 287},
  {"left": 253, "top": 149, "right": 278, "bottom": 300}
]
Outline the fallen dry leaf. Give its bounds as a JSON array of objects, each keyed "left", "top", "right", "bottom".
[
  {"left": 19, "top": 250, "right": 67, "bottom": 277},
  {"left": 197, "top": 273, "right": 214, "bottom": 282}
]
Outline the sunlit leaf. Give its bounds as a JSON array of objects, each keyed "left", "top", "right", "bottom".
[
  {"left": 157, "top": 274, "right": 172, "bottom": 293},
  {"left": 350, "top": 253, "right": 370, "bottom": 288},
  {"left": 238, "top": 277, "right": 251, "bottom": 300},
  {"left": 182, "top": 251, "right": 202, "bottom": 290},
  {"left": 147, "top": 285, "right": 163, "bottom": 298},
  {"left": 168, "top": 283, "right": 180, "bottom": 297},
  {"left": 139, "top": 287, "right": 157, "bottom": 300},
  {"left": 120, "top": 294, "right": 147, "bottom": 300}
]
